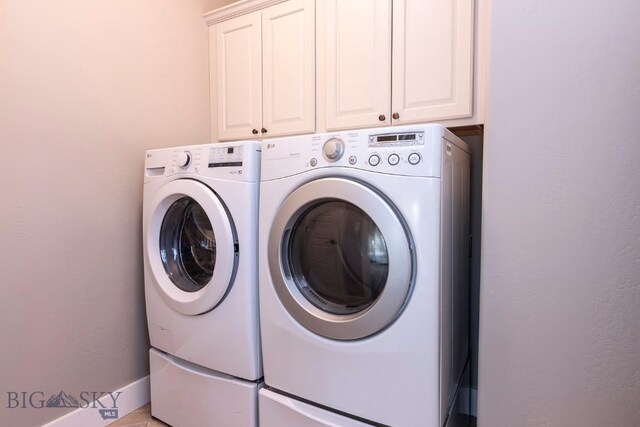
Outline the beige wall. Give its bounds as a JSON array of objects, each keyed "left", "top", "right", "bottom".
[
  {"left": 479, "top": 1, "right": 640, "bottom": 426},
  {"left": 0, "top": 0, "right": 233, "bottom": 425}
]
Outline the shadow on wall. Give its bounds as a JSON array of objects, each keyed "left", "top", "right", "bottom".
[{"left": 452, "top": 127, "right": 483, "bottom": 415}]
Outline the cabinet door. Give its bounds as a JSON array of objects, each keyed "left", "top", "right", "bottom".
[
  {"left": 324, "top": 0, "right": 391, "bottom": 131},
  {"left": 262, "top": 0, "right": 315, "bottom": 138},
  {"left": 216, "top": 13, "right": 262, "bottom": 141},
  {"left": 392, "top": 0, "right": 474, "bottom": 124}
]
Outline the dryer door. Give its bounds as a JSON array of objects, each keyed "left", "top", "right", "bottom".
[
  {"left": 147, "top": 179, "right": 238, "bottom": 315},
  {"left": 269, "top": 177, "right": 414, "bottom": 340}
]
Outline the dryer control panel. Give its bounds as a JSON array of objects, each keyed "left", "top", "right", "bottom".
[
  {"left": 261, "top": 124, "right": 468, "bottom": 181},
  {"left": 368, "top": 131, "right": 425, "bottom": 148}
]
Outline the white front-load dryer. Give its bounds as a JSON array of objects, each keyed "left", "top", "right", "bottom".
[
  {"left": 259, "top": 125, "right": 470, "bottom": 427},
  {"left": 143, "top": 141, "right": 262, "bottom": 426}
]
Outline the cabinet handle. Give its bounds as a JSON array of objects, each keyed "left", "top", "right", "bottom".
[
  {"left": 392, "top": 112, "right": 400, "bottom": 120},
  {"left": 261, "top": 128, "right": 267, "bottom": 134},
  {"left": 378, "top": 114, "right": 386, "bottom": 121},
  {"left": 252, "top": 129, "right": 259, "bottom": 135}
]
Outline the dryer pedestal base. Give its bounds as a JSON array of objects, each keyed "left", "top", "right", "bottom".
[{"left": 259, "top": 388, "right": 373, "bottom": 427}]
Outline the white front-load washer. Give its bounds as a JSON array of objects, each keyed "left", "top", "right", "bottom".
[
  {"left": 259, "top": 125, "right": 470, "bottom": 427},
  {"left": 143, "top": 141, "right": 262, "bottom": 426}
]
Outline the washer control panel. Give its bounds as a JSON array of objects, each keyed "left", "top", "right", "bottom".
[
  {"left": 208, "top": 145, "right": 244, "bottom": 168},
  {"left": 144, "top": 141, "right": 261, "bottom": 183}
]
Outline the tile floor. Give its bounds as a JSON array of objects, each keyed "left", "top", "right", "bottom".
[{"left": 107, "top": 404, "right": 168, "bottom": 427}]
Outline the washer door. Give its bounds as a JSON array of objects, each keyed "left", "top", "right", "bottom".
[
  {"left": 147, "top": 179, "right": 238, "bottom": 315},
  {"left": 269, "top": 177, "right": 414, "bottom": 340}
]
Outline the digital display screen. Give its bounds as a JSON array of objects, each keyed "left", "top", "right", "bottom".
[
  {"left": 377, "top": 135, "right": 398, "bottom": 142},
  {"left": 369, "top": 132, "right": 423, "bottom": 147},
  {"left": 209, "top": 161, "right": 242, "bottom": 168},
  {"left": 209, "top": 145, "right": 243, "bottom": 168}
]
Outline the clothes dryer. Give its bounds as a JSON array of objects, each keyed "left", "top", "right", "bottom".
[{"left": 259, "top": 125, "right": 469, "bottom": 426}]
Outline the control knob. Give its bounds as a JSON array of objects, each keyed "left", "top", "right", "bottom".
[
  {"left": 178, "top": 151, "right": 192, "bottom": 169},
  {"left": 322, "top": 138, "right": 345, "bottom": 162}
]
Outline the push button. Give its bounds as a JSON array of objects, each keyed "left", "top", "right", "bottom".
[
  {"left": 349, "top": 156, "right": 357, "bottom": 165},
  {"left": 310, "top": 158, "right": 317, "bottom": 167}
]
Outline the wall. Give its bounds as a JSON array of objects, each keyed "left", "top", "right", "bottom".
[
  {"left": 0, "top": 0, "right": 233, "bottom": 425},
  {"left": 478, "top": 1, "right": 640, "bottom": 426}
]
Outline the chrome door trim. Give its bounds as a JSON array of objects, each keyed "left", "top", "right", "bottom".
[{"left": 268, "top": 177, "right": 414, "bottom": 340}]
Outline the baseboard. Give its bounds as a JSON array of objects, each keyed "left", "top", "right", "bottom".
[{"left": 42, "top": 376, "right": 150, "bottom": 427}]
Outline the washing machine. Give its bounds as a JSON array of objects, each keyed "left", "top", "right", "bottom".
[
  {"left": 143, "top": 141, "right": 262, "bottom": 426},
  {"left": 259, "top": 124, "right": 470, "bottom": 426}
]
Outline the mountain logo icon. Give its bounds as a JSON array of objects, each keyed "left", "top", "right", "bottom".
[{"left": 45, "top": 391, "right": 80, "bottom": 408}]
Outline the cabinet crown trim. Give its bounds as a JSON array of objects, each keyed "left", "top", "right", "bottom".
[{"left": 204, "top": 0, "right": 289, "bottom": 26}]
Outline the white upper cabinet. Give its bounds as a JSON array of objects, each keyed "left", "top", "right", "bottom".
[
  {"left": 207, "top": 0, "right": 484, "bottom": 139},
  {"left": 392, "top": 0, "right": 474, "bottom": 124},
  {"left": 262, "top": 0, "right": 315, "bottom": 137},
  {"left": 208, "top": 0, "right": 315, "bottom": 141},
  {"left": 324, "top": 0, "right": 392, "bottom": 131},
  {"left": 319, "top": 0, "right": 480, "bottom": 131},
  {"left": 216, "top": 13, "right": 262, "bottom": 141}
]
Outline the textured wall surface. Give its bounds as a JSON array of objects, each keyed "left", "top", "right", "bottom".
[
  {"left": 478, "top": 1, "right": 640, "bottom": 426},
  {"left": 0, "top": 0, "right": 232, "bottom": 425}
]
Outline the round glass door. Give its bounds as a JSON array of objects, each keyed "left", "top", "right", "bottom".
[
  {"left": 146, "top": 179, "right": 238, "bottom": 316},
  {"left": 288, "top": 201, "right": 389, "bottom": 315},
  {"left": 159, "top": 197, "right": 217, "bottom": 293},
  {"left": 269, "top": 177, "right": 414, "bottom": 340}
]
